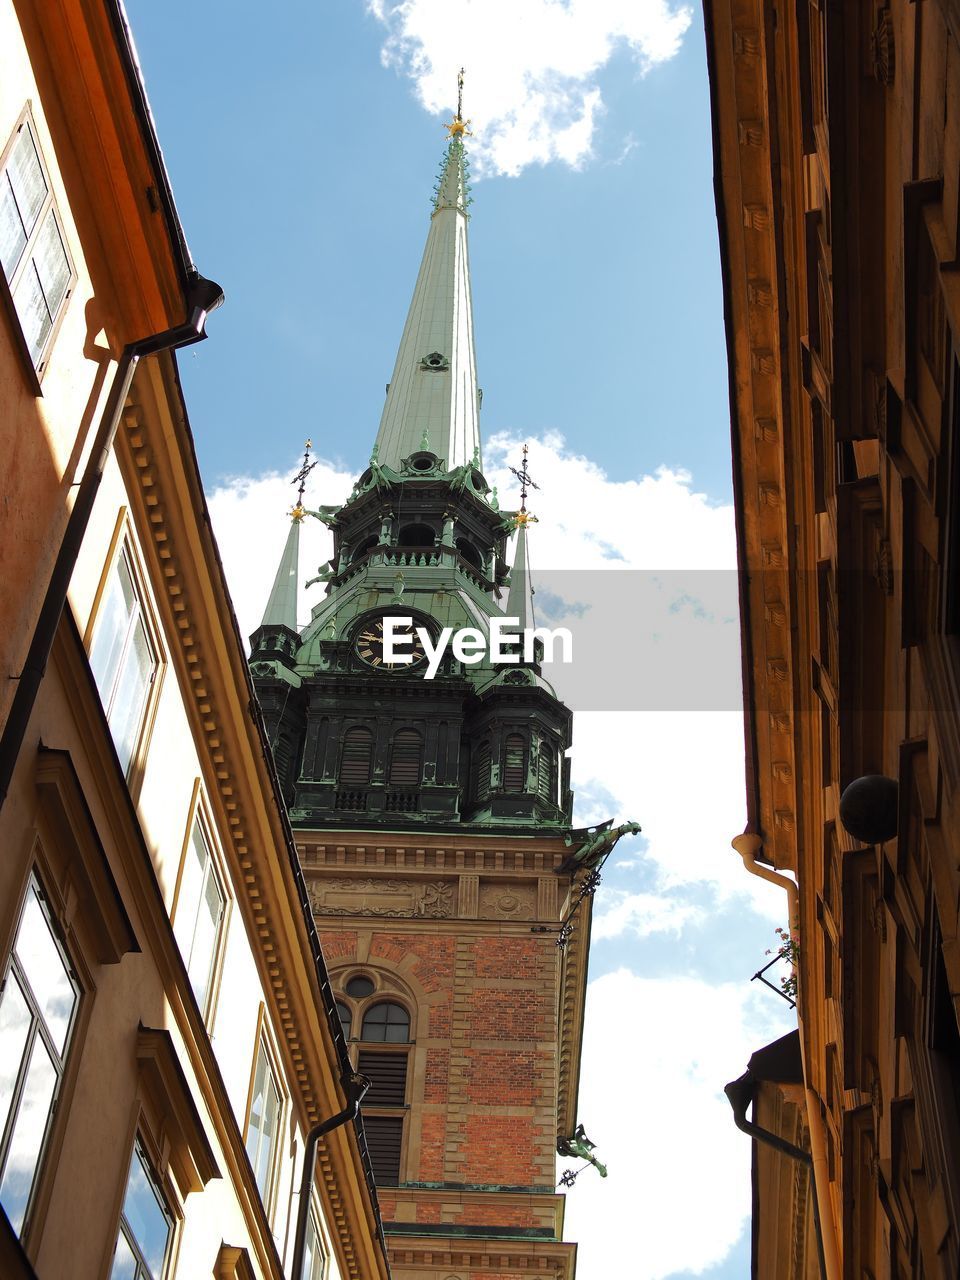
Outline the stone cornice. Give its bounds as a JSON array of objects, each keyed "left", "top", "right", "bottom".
[
  {"left": 705, "top": 0, "right": 800, "bottom": 870},
  {"left": 385, "top": 1233, "right": 575, "bottom": 1279},
  {"left": 113, "top": 357, "right": 388, "bottom": 1280}
]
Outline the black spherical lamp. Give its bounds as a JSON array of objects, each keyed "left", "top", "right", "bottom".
[{"left": 839, "top": 774, "right": 898, "bottom": 845}]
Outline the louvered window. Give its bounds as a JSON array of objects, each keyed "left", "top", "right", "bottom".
[
  {"left": 472, "top": 740, "right": 491, "bottom": 802},
  {"left": 361, "top": 1001, "right": 410, "bottom": 1043},
  {"left": 339, "top": 728, "right": 373, "bottom": 786},
  {"left": 503, "top": 734, "right": 526, "bottom": 792},
  {"left": 389, "top": 729, "right": 422, "bottom": 787},
  {"left": 363, "top": 1116, "right": 403, "bottom": 1186},
  {"left": 537, "top": 741, "right": 556, "bottom": 802},
  {"left": 358, "top": 1051, "right": 408, "bottom": 1106}
]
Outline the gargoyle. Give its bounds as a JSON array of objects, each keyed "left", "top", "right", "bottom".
[{"left": 557, "top": 1125, "right": 607, "bottom": 1178}]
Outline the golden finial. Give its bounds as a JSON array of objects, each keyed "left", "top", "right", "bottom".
[{"left": 444, "top": 67, "right": 472, "bottom": 137}]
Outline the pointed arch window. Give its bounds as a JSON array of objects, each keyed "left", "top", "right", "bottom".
[
  {"left": 503, "top": 734, "right": 527, "bottom": 792},
  {"left": 336, "top": 1002, "right": 352, "bottom": 1040},
  {"left": 389, "top": 729, "right": 423, "bottom": 788},
  {"left": 338, "top": 728, "right": 373, "bottom": 787}
]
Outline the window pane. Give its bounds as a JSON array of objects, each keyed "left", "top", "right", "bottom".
[
  {"left": 110, "top": 613, "right": 153, "bottom": 774},
  {"left": 361, "top": 1002, "right": 409, "bottom": 1043},
  {"left": 12, "top": 260, "right": 51, "bottom": 366},
  {"left": 336, "top": 1001, "right": 351, "bottom": 1039},
  {"left": 345, "top": 975, "right": 374, "bottom": 998},
  {"left": 7, "top": 127, "right": 46, "bottom": 240},
  {"left": 303, "top": 1213, "right": 326, "bottom": 1280},
  {"left": 120, "top": 1148, "right": 170, "bottom": 1280},
  {"left": 246, "top": 1047, "right": 280, "bottom": 1201},
  {"left": 34, "top": 208, "right": 70, "bottom": 318},
  {"left": 0, "top": 177, "right": 27, "bottom": 279},
  {"left": 188, "top": 860, "right": 223, "bottom": 1012},
  {"left": 14, "top": 885, "right": 76, "bottom": 1057},
  {"left": 0, "top": 974, "right": 31, "bottom": 1136},
  {"left": 89, "top": 564, "right": 134, "bottom": 703},
  {"left": 0, "top": 1033, "right": 57, "bottom": 1232},
  {"left": 108, "top": 1227, "right": 138, "bottom": 1280}
]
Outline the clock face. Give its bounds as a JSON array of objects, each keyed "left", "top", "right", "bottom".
[{"left": 354, "top": 615, "right": 427, "bottom": 671}]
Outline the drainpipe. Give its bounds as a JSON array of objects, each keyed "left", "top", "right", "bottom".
[
  {"left": 0, "top": 274, "right": 223, "bottom": 811},
  {"left": 291, "top": 1071, "right": 370, "bottom": 1280},
  {"left": 725, "top": 1072, "right": 827, "bottom": 1279},
  {"left": 731, "top": 833, "right": 841, "bottom": 1280}
]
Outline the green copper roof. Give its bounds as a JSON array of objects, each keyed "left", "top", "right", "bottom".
[
  {"left": 373, "top": 134, "right": 480, "bottom": 471},
  {"left": 259, "top": 515, "right": 301, "bottom": 630}
]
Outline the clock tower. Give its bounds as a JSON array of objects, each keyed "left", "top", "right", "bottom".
[{"left": 250, "top": 93, "right": 635, "bottom": 1280}]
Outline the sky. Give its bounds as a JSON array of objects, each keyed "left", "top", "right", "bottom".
[{"left": 127, "top": 2, "right": 795, "bottom": 1276}]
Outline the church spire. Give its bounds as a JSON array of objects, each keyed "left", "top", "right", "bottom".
[
  {"left": 506, "top": 444, "right": 540, "bottom": 631},
  {"left": 373, "top": 73, "right": 480, "bottom": 471},
  {"left": 256, "top": 441, "right": 315, "bottom": 634}
]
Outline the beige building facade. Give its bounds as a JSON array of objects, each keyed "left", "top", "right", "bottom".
[{"left": 0, "top": 4, "right": 386, "bottom": 1278}]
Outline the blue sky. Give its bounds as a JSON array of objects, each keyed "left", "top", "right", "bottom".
[{"left": 127, "top": 2, "right": 792, "bottom": 1275}]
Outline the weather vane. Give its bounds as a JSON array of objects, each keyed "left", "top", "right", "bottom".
[
  {"left": 445, "top": 67, "right": 472, "bottom": 138},
  {"left": 509, "top": 442, "right": 540, "bottom": 524},
  {"left": 291, "top": 439, "right": 317, "bottom": 519}
]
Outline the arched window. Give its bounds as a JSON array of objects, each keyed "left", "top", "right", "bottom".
[
  {"left": 537, "top": 740, "right": 556, "bottom": 802},
  {"left": 339, "top": 727, "right": 373, "bottom": 786},
  {"left": 336, "top": 1001, "right": 352, "bottom": 1039},
  {"left": 455, "top": 537, "right": 482, "bottom": 570},
  {"left": 471, "top": 740, "right": 491, "bottom": 802},
  {"left": 346, "top": 974, "right": 375, "bottom": 998},
  {"left": 389, "top": 729, "right": 423, "bottom": 787},
  {"left": 503, "top": 734, "right": 526, "bottom": 792},
  {"left": 361, "top": 1001, "right": 410, "bottom": 1043},
  {"left": 351, "top": 534, "right": 378, "bottom": 563},
  {"left": 398, "top": 523, "right": 436, "bottom": 548}
]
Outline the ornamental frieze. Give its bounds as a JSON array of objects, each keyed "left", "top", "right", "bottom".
[{"left": 308, "top": 877, "right": 454, "bottom": 918}]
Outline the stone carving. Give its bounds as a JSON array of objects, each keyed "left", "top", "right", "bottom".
[
  {"left": 309, "top": 877, "right": 453, "bottom": 918},
  {"left": 478, "top": 884, "right": 536, "bottom": 918}
]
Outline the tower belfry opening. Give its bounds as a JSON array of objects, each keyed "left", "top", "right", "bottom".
[{"left": 249, "top": 90, "right": 637, "bottom": 1280}]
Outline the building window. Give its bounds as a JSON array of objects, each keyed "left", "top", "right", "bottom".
[
  {"left": 89, "top": 545, "right": 158, "bottom": 776},
  {"left": 503, "top": 734, "right": 526, "bottom": 792},
  {"left": 388, "top": 729, "right": 422, "bottom": 787},
  {"left": 471, "top": 739, "right": 491, "bottom": 802},
  {"left": 338, "top": 728, "right": 373, "bottom": 787},
  {"left": 537, "top": 739, "right": 556, "bottom": 803},
  {"left": 361, "top": 1001, "right": 410, "bottom": 1043},
  {"left": 345, "top": 975, "right": 374, "bottom": 999},
  {"left": 336, "top": 1001, "right": 352, "bottom": 1039},
  {"left": 1, "top": 114, "right": 74, "bottom": 373},
  {"left": 109, "top": 1140, "right": 173, "bottom": 1280},
  {"left": 173, "top": 817, "right": 226, "bottom": 1020},
  {"left": 301, "top": 1204, "right": 329, "bottom": 1280},
  {"left": 245, "top": 1038, "right": 282, "bottom": 1211},
  {"left": 0, "top": 876, "right": 80, "bottom": 1234}
]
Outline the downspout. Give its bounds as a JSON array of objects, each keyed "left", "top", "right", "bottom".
[
  {"left": 732, "top": 833, "right": 841, "bottom": 1280},
  {"left": 0, "top": 273, "right": 224, "bottom": 810},
  {"left": 725, "top": 1072, "right": 827, "bottom": 1279},
  {"left": 291, "top": 1071, "right": 371, "bottom": 1280}
]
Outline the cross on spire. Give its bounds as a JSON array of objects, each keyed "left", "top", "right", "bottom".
[
  {"left": 291, "top": 439, "right": 317, "bottom": 519},
  {"left": 509, "top": 442, "right": 540, "bottom": 521},
  {"left": 445, "top": 68, "right": 472, "bottom": 138}
]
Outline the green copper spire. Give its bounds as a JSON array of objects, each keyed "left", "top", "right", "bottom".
[
  {"left": 373, "top": 96, "right": 480, "bottom": 472},
  {"left": 260, "top": 515, "right": 301, "bottom": 630},
  {"left": 506, "top": 518, "right": 536, "bottom": 633}
]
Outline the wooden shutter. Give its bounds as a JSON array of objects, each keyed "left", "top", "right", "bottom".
[
  {"left": 358, "top": 1051, "right": 408, "bottom": 1106},
  {"left": 339, "top": 728, "right": 373, "bottom": 785},
  {"left": 389, "top": 729, "right": 422, "bottom": 786},
  {"left": 363, "top": 1116, "right": 403, "bottom": 1185},
  {"left": 503, "top": 734, "right": 526, "bottom": 792},
  {"left": 472, "top": 740, "right": 491, "bottom": 801}
]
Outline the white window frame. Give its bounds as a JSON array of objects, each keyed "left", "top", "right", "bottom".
[
  {"left": 243, "top": 1014, "right": 285, "bottom": 1220},
  {"left": 86, "top": 523, "right": 164, "bottom": 785},
  {"left": 0, "top": 107, "right": 76, "bottom": 378},
  {"left": 0, "top": 873, "right": 80, "bottom": 1236},
  {"left": 302, "top": 1197, "right": 330, "bottom": 1280},
  {"left": 171, "top": 783, "right": 230, "bottom": 1025}
]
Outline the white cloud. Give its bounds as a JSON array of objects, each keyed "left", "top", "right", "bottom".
[
  {"left": 368, "top": 0, "right": 693, "bottom": 176},
  {"left": 592, "top": 889, "right": 702, "bottom": 941},
  {"left": 563, "top": 969, "right": 791, "bottom": 1280}
]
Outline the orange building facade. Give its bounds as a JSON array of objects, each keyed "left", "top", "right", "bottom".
[{"left": 706, "top": 0, "right": 960, "bottom": 1273}]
